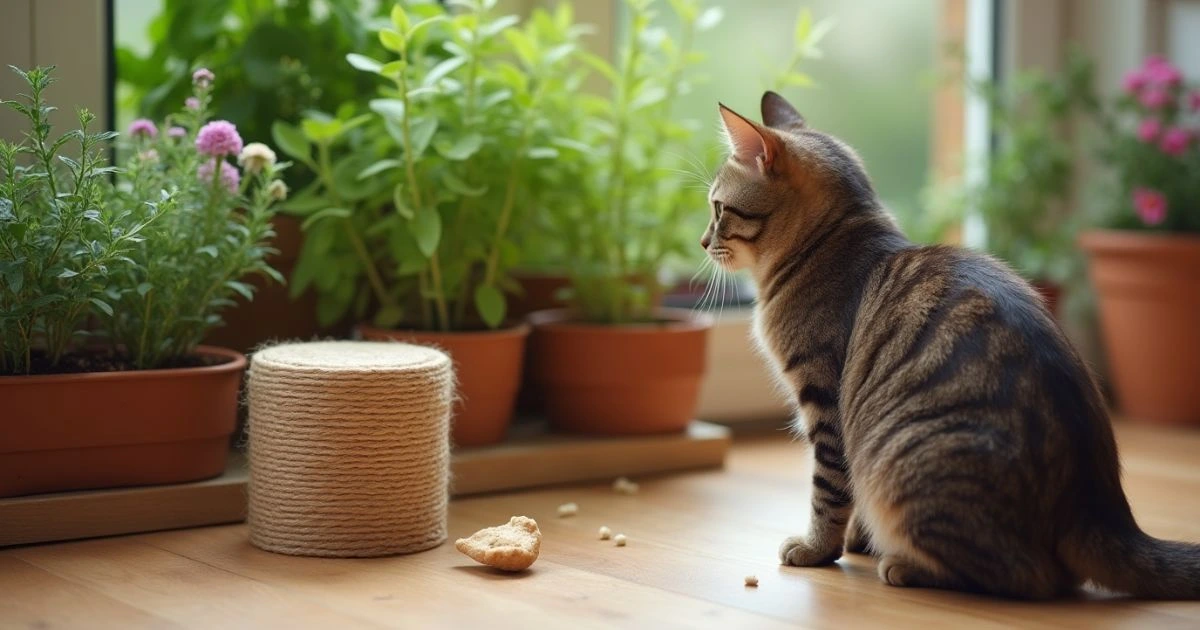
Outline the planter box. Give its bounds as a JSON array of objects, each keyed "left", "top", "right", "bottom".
[{"left": 0, "top": 346, "right": 246, "bottom": 498}]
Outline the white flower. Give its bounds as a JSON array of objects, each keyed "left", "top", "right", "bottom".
[
  {"left": 237, "top": 142, "right": 277, "bottom": 174},
  {"left": 267, "top": 179, "right": 289, "bottom": 201}
]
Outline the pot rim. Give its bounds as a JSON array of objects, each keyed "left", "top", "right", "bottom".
[
  {"left": 526, "top": 307, "right": 714, "bottom": 333},
  {"left": 0, "top": 345, "right": 246, "bottom": 385},
  {"left": 357, "top": 322, "right": 532, "bottom": 339},
  {"left": 1079, "top": 228, "right": 1200, "bottom": 253}
]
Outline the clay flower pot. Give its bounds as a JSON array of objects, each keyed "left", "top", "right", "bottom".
[
  {"left": 527, "top": 308, "right": 712, "bottom": 434},
  {"left": 358, "top": 324, "right": 529, "bottom": 447},
  {"left": 1080, "top": 229, "right": 1200, "bottom": 425},
  {"left": 0, "top": 346, "right": 245, "bottom": 498}
]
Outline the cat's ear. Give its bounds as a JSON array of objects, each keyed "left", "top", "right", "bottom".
[
  {"left": 719, "top": 103, "right": 779, "bottom": 174},
  {"left": 760, "top": 91, "right": 806, "bottom": 130}
]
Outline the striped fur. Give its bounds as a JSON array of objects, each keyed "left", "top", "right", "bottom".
[{"left": 704, "top": 92, "right": 1200, "bottom": 600}]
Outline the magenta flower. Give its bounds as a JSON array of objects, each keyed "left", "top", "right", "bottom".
[
  {"left": 185, "top": 97, "right": 200, "bottom": 111},
  {"left": 167, "top": 126, "right": 187, "bottom": 139},
  {"left": 195, "top": 120, "right": 243, "bottom": 157},
  {"left": 1159, "top": 127, "right": 1191, "bottom": 156},
  {"left": 192, "top": 68, "right": 215, "bottom": 87},
  {"left": 197, "top": 159, "right": 240, "bottom": 194},
  {"left": 128, "top": 118, "right": 158, "bottom": 139},
  {"left": 1123, "top": 70, "right": 1147, "bottom": 95},
  {"left": 1189, "top": 91, "right": 1200, "bottom": 112},
  {"left": 1137, "top": 118, "right": 1162, "bottom": 142},
  {"left": 1140, "top": 88, "right": 1170, "bottom": 109},
  {"left": 1144, "top": 58, "right": 1183, "bottom": 87},
  {"left": 1132, "top": 188, "right": 1168, "bottom": 226}
]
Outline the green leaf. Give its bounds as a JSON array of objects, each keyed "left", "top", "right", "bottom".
[
  {"left": 272, "top": 121, "right": 311, "bottom": 162},
  {"left": 370, "top": 98, "right": 406, "bottom": 121},
  {"left": 434, "top": 133, "right": 483, "bottom": 160},
  {"left": 410, "top": 117, "right": 438, "bottom": 158},
  {"left": 630, "top": 85, "right": 667, "bottom": 111},
  {"left": 422, "top": 57, "right": 466, "bottom": 87},
  {"left": 527, "top": 146, "right": 559, "bottom": 159},
  {"left": 781, "top": 72, "right": 814, "bottom": 88},
  {"left": 381, "top": 60, "right": 407, "bottom": 77},
  {"left": 358, "top": 159, "right": 404, "bottom": 180},
  {"left": 302, "top": 118, "right": 343, "bottom": 143},
  {"left": 441, "top": 171, "right": 488, "bottom": 196},
  {"left": 57, "top": 269, "right": 79, "bottom": 279},
  {"left": 409, "top": 207, "right": 442, "bottom": 257},
  {"left": 137, "top": 282, "right": 153, "bottom": 297},
  {"left": 346, "top": 53, "right": 383, "bottom": 73},
  {"left": 90, "top": 297, "right": 114, "bottom": 317},
  {"left": 226, "top": 280, "right": 255, "bottom": 301},
  {"left": 301, "top": 207, "right": 352, "bottom": 230},
  {"left": 393, "top": 183, "right": 414, "bottom": 219},
  {"left": 474, "top": 284, "right": 505, "bottom": 329},
  {"left": 280, "top": 193, "right": 329, "bottom": 215},
  {"left": 379, "top": 29, "right": 406, "bottom": 53},
  {"left": 374, "top": 304, "right": 405, "bottom": 328},
  {"left": 391, "top": 4, "right": 411, "bottom": 33},
  {"left": 409, "top": 15, "right": 448, "bottom": 38},
  {"left": 578, "top": 52, "right": 619, "bottom": 85}
]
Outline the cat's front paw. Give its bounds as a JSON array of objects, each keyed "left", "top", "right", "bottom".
[{"left": 779, "top": 535, "right": 841, "bottom": 567}]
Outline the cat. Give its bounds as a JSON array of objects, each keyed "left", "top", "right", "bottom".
[{"left": 702, "top": 91, "right": 1200, "bottom": 599}]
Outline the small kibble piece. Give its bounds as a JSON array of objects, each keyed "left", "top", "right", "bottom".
[
  {"left": 744, "top": 575, "right": 759, "bottom": 587},
  {"left": 455, "top": 516, "right": 542, "bottom": 572},
  {"left": 614, "top": 533, "right": 627, "bottom": 547},
  {"left": 598, "top": 526, "right": 612, "bottom": 540},
  {"left": 557, "top": 502, "right": 578, "bottom": 517},
  {"left": 612, "top": 477, "right": 639, "bottom": 495}
]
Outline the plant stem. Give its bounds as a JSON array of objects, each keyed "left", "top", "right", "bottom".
[
  {"left": 316, "top": 142, "right": 392, "bottom": 311},
  {"left": 397, "top": 67, "right": 450, "bottom": 330}
]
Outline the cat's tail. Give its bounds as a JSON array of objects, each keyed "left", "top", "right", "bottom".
[{"left": 1062, "top": 525, "right": 1200, "bottom": 599}]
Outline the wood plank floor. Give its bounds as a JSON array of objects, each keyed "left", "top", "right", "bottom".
[{"left": 4, "top": 421, "right": 1200, "bottom": 629}]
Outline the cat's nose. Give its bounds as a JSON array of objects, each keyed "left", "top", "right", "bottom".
[{"left": 700, "top": 235, "right": 710, "bottom": 250}]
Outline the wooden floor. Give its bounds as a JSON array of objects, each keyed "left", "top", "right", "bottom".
[{"left": 4, "top": 421, "right": 1200, "bottom": 629}]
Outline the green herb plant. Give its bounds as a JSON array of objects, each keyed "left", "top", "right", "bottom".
[
  {"left": 277, "top": 0, "right": 586, "bottom": 331},
  {"left": 0, "top": 67, "right": 149, "bottom": 374}
]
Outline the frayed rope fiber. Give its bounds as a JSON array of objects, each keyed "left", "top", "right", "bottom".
[{"left": 246, "top": 341, "right": 454, "bottom": 557}]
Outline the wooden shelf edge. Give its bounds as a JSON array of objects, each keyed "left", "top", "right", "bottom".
[{"left": 1, "top": 421, "right": 730, "bottom": 547}]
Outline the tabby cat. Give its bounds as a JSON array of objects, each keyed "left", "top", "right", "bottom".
[{"left": 703, "top": 91, "right": 1200, "bottom": 599}]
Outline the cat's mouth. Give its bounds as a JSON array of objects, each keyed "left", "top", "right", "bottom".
[{"left": 708, "top": 246, "right": 734, "bottom": 266}]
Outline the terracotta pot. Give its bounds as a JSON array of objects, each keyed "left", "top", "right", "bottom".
[
  {"left": 204, "top": 215, "right": 344, "bottom": 354},
  {"left": 1032, "top": 280, "right": 1062, "bottom": 319},
  {"left": 0, "top": 346, "right": 245, "bottom": 498},
  {"left": 1080, "top": 229, "right": 1200, "bottom": 425},
  {"left": 528, "top": 308, "right": 712, "bottom": 435},
  {"left": 358, "top": 324, "right": 529, "bottom": 447}
]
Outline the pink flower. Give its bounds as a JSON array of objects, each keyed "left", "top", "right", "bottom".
[
  {"left": 195, "top": 120, "right": 243, "bottom": 157},
  {"left": 197, "top": 159, "right": 240, "bottom": 194},
  {"left": 1189, "top": 91, "right": 1200, "bottom": 112},
  {"left": 1140, "top": 88, "right": 1170, "bottom": 109},
  {"left": 192, "top": 68, "right": 215, "bottom": 87},
  {"left": 1132, "top": 188, "right": 1168, "bottom": 226},
  {"left": 1159, "top": 127, "right": 1191, "bottom": 156},
  {"left": 127, "top": 118, "right": 157, "bottom": 138},
  {"left": 185, "top": 97, "right": 200, "bottom": 111},
  {"left": 1144, "top": 57, "right": 1183, "bottom": 87},
  {"left": 1137, "top": 118, "right": 1162, "bottom": 142},
  {"left": 1123, "top": 70, "right": 1148, "bottom": 94},
  {"left": 167, "top": 126, "right": 187, "bottom": 139}
]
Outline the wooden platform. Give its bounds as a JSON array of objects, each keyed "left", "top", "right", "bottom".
[
  {"left": 2, "top": 420, "right": 1199, "bottom": 629},
  {"left": 0, "top": 421, "right": 730, "bottom": 547}
]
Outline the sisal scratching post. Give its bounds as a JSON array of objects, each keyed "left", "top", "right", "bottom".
[{"left": 246, "top": 341, "right": 454, "bottom": 557}]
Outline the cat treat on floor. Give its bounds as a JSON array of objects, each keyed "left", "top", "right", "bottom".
[
  {"left": 614, "top": 533, "right": 627, "bottom": 547},
  {"left": 455, "top": 516, "right": 541, "bottom": 572},
  {"left": 744, "top": 575, "right": 759, "bottom": 587},
  {"left": 598, "top": 526, "right": 612, "bottom": 540},
  {"left": 612, "top": 477, "right": 639, "bottom": 495},
  {"left": 557, "top": 502, "right": 578, "bottom": 517}
]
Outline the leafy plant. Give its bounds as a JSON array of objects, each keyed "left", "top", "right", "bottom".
[
  {"left": 1, "top": 67, "right": 150, "bottom": 374},
  {"left": 0, "top": 65, "right": 287, "bottom": 375},
  {"left": 278, "top": 0, "right": 587, "bottom": 331},
  {"left": 117, "top": 0, "right": 390, "bottom": 189},
  {"left": 947, "top": 53, "right": 1097, "bottom": 282},
  {"left": 1096, "top": 55, "right": 1200, "bottom": 233},
  {"left": 107, "top": 70, "right": 289, "bottom": 368}
]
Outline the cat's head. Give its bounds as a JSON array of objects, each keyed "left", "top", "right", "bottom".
[{"left": 702, "top": 91, "right": 877, "bottom": 273}]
